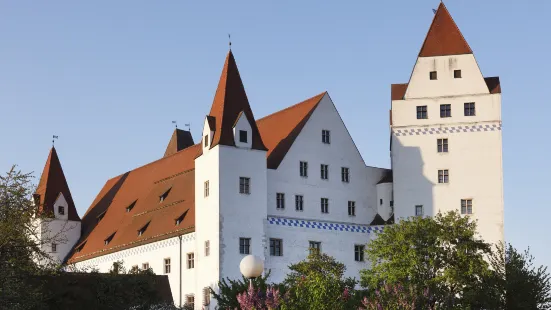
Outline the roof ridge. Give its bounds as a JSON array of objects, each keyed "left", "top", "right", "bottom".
[{"left": 257, "top": 92, "right": 326, "bottom": 122}]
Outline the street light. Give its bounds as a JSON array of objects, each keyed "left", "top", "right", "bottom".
[{"left": 239, "top": 255, "right": 264, "bottom": 287}]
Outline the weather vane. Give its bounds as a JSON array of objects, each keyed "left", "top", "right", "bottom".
[
  {"left": 184, "top": 123, "right": 191, "bottom": 132},
  {"left": 172, "top": 121, "right": 177, "bottom": 128},
  {"left": 228, "top": 33, "right": 231, "bottom": 50},
  {"left": 52, "top": 135, "right": 58, "bottom": 146}
]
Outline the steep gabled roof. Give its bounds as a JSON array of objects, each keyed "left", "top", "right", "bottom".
[
  {"left": 208, "top": 50, "right": 267, "bottom": 151},
  {"left": 391, "top": 83, "right": 408, "bottom": 101},
  {"left": 418, "top": 2, "right": 473, "bottom": 57},
  {"left": 35, "top": 147, "right": 80, "bottom": 221},
  {"left": 163, "top": 129, "right": 194, "bottom": 157},
  {"left": 485, "top": 77, "right": 502, "bottom": 94},
  {"left": 257, "top": 92, "right": 326, "bottom": 169}
]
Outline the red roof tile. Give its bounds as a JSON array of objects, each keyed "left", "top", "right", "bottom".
[
  {"left": 35, "top": 147, "right": 80, "bottom": 221},
  {"left": 391, "top": 83, "right": 408, "bottom": 101},
  {"left": 163, "top": 129, "right": 194, "bottom": 157},
  {"left": 484, "top": 77, "right": 502, "bottom": 94},
  {"left": 418, "top": 3, "right": 472, "bottom": 57},
  {"left": 208, "top": 51, "right": 267, "bottom": 151}
]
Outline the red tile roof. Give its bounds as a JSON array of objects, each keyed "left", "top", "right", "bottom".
[
  {"left": 163, "top": 129, "right": 194, "bottom": 157},
  {"left": 418, "top": 2, "right": 472, "bottom": 57},
  {"left": 485, "top": 77, "right": 502, "bottom": 94},
  {"left": 208, "top": 50, "right": 267, "bottom": 151},
  {"left": 391, "top": 83, "right": 408, "bottom": 101},
  {"left": 35, "top": 147, "right": 80, "bottom": 221}
]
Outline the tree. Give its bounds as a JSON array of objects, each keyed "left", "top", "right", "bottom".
[
  {"left": 360, "top": 211, "right": 492, "bottom": 308},
  {"left": 280, "top": 253, "right": 359, "bottom": 310}
]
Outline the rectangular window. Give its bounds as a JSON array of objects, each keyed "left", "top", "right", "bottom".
[
  {"left": 239, "top": 177, "right": 250, "bottom": 194},
  {"left": 239, "top": 238, "right": 251, "bottom": 255},
  {"left": 321, "top": 164, "right": 329, "bottom": 180},
  {"left": 348, "top": 201, "right": 356, "bottom": 216},
  {"left": 309, "top": 241, "right": 321, "bottom": 255},
  {"left": 51, "top": 243, "right": 57, "bottom": 253},
  {"left": 270, "top": 239, "right": 283, "bottom": 256},
  {"left": 142, "top": 263, "right": 149, "bottom": 270},
  {"left": 276, "top": 193, "right": 285, "bottom": 210},
  {"left": 58, "top": 206, "right": 65, "bottom": 215},
  {"left": 203, "top": 287, "right": 211, "bottom": 306},
  {"left": 205, "top": 240, "right": 210, "bottom": 257},
  {"left": 300, "top": 161, "right": 308, "bottom": 177},
  {"left": 321, "top": 198, "right": 329, "bottom": 214},
  {"left": 461, "top": 199, "right": 473, "bottom": 215},
  {"left": 354, "top": 245, "right": 365, "bottom": 262},
  {"left": 322, "top": 130, "right": 331, "bottom": 144},
  {"left": 454, "top": 70, "right": 462, "bottom": 78},
  {"left": 464, "top": 102, "right": 476, "bottom": 116},
  {"left": 341, "top": 167, "right": 350, "bottom": 183},
  {"left": 437, "top": 138, "right": 449, "bottom": 153},
  {"left": 416, "top": 106, "right": 428, "bottom": 119},
  {"left": 186, "top": 295, "right": 195, "bottom": 308},
  {"left": 187, "top": 253, "right": 195, "bottom": 269},
  {"left": 430, "top": 71, "right": 437, "bottom": 80},
  {"left": 239, "top": 130, "right": 248, "bottom": 143},
  {"left": 164, "top": 258, "right": 171, "bottom": 274},
  {"left": 438, "top": 169, "right": 449, "bottom": 183},
  {"left": 295, "top": 195, "right": 304, "bottom": 211},
  {"left": 415, "top": 205, "right": 423, "bottom": 217},
  {"left": 440, "top": 104, "right": 451, "bottom": 118},
  {"left": 204, "top": 181, "right": 209, "bottom": 197},
  {"left": 204, "top": 135, "right": 209, "bottom": 147}
]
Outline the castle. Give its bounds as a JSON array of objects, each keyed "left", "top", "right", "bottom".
[{"left": 32, "top": 3, "right": 504, "bottom": 309}]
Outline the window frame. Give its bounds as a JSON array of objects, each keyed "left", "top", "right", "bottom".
[
  {"left": 454, "top": 70, "right": 462, "bottom": 79},
  {"left": 440, "top": 104, "right": 452, "bottom": 118},
  {"left": 416, "top": 106, "right": 428, "bottom": 119},
  {"left": 464, "top": 102, "right": 476, "bottom": 116},
  {"left": 239, "top": 130, "right": 248, "bottom": 143},
  {"left": 164, "top": 258, "right": 171, "bottom": 274},
  {"left": 204, "top": 180, "right": 209, "bottom": 197},
  {"left": 437, "top": 138, "right": 449, "bottom": 153},
  {"left": 341, "top": 167, "right": 350, "bottom": 183},
  {"left": 142, "top": 263, "right": 149, "bottom": 270},
  {"left": 239, "top": 238, "right": 251, "bottom": 255},
  {"left": 299, "top": 161, "right": 308, "bottom": 177},
  {"left": 239, "top": 177, "right": 250, "bottom": 194},
  {"left": 51, "top": 243, "right": 57, "bottom": 253},
  {"left": 204, "top": 135, "right": 209, "bottom": 147},
  {"left": 269, "top": 238, "right": 283, "bottom": 256},
  {"left": 461, "top": 199, "right": 473, "bottom": 215},
  {"left": 321, "top": 198, "right": 329, "bottom": 214},
  {"left": 58, "top": 206, "right": 65, "bottom": 215},
  {"left": 309, "top": 241, "right": 321, "bottom": 255},
  {"left": 320, "top": 164, "right": 329, "bottom": 180},
  {"left": 186, "top": 295, "right": 195, "bottom": 308},
  {"left": 295, "top": 195, "right": 304, "bottom": 211},
  {"left": 322, "top": 129, "right": 331, "bottom": 144},
  {"left": 187, "top": 253, "right": 195, "bottom": 269},
  {"left": 205, "top": 240, "right": 210, "bottom": 257},
  {"left": 430, "top": 71, "right": 437, "bottom": 80},
  {"left": 348, "top": 201, "right": 356, "bottom": 216},
  {"left": 276, "top": 193, "right": 285, "bottom": 210},
  {"left": 354, "top": 245, "right": 365, "bottom": 262},
  {"left": 438, "top": 169, "right": 449, "bottom": 184},
  {"left": 415, "top": 205, "right": 424, "bottom": 217}
]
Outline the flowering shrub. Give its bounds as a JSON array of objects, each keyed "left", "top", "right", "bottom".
[{"left": 236, "top": 282, "right": 281, "bottom": 310}]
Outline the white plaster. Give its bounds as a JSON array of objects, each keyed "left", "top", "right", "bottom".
[
  {"left": 233, "top": 111, "right": 253, "bottom": 149},
  {"left": 376, "top": 182, "right": 393, "bottom": 221},
  {"left": 53, "top": 193, "right": 69, "bottom": 220}
]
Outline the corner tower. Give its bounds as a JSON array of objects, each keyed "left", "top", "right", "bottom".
[
  {"left": 390, "top": 3, "right": 504, "bottom": 246},
  {"left": 194, "top": 50, "right": 268, "bottom": 309},
  {"left": 34, "top": 147, "right": 82, "bottom": 264}
]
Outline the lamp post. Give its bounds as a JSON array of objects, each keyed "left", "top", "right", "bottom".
[{"left": 239, "top": 255, "right": 264, "bottom": 288}]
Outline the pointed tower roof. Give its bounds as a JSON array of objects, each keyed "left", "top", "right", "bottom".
[
  {"left": 207, "top": 50, "right": 267, "bottom": 151},
  {"left": 163, "top": 129, "right": 194, "bottom": 157},
  {"left": 418, "top": 2, "right": 473, "bottom": 57},
  {"left": 35, "top": 147, "right": 80, "bottom": 221}
]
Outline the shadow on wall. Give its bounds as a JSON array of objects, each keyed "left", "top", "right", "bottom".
[{"left": 391, "top": 136, "right": 434, "bottom": 221}]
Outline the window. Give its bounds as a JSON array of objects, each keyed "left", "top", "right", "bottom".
[
  {"left": 164, "top": 258, "right": 171, "bottom": 274},
  {"left": 186, "top": 295, "right": 195, "bottom": 308},
  {"left": 142, "top": 263, "right": 149, "bottom": 270},
  {"left": 159, "top": 188, "right": 171, "bottom": 203},
  {"left": 321, "top": 198, "right": 329, "bottom": 214},
  {"left": 175, "top": 212, "right": 187, "bottom": 226},
  {"left": 309, "top": 241, "right": 321, "bottom": 255},
  {"left": 97, "top": 211, "right": 106, "bottom": 222},
  {"left": 138, "top": 222, "right": 150, "bottom": 237},
  {"left": 204, "top": 135, "right": 209, "bottom": 147},
  {"left": 203, "top": 287, "right": 211, "bottom": 306},
  {"left": 126, "top": 200, "right": 137, "bottom": 213},
  {"left": 390, "top": 200, "right": 394, "bottom": 207},
  {"left": 58, "top": 206, "right": 65, "bottom": 215},
  {"left": 454, "top": 70, "right": 462, "bottom": 78},
  {"left": 430, "top": 71, "right": 437, "bottom": 80},
  {"left": 415, "top": 205, "right": 423, "bottom": 217},
  {"left": 187, "top": 253, "right": 195, "bottom": 269},
  {"left": 300, "top": 161, "right": 308, "bottom": 177},
  {"left": 204, "top": 181, "right": 209, "bottom": 197},
  {"left": 354, "top": 245, "right": 365, "bottom": 262},
  {"left": 379, "top": 199, "right": 383, "bottom": 205},
  {"left": 437, "top": 138, "right": 449, "bottom": 153},
  {"left": 461, "top": 199, "right": 473, "bottom": 215},
  {"left": 270, "top": 239, "right": 283, "bottom": 256},
  {"left": 295, "top": 195, "right": 304, "bottom": 211},
  {"left": 322, "top": 130, "right": 331, "bottom": 144},
  {"left": 321, "top": 164, "right": 329, "bottom": 180},
  {"left": 438, "top": 169, "right": 449, "bottom": 183},
  {"left": 416, "top": 106, "right": 428, "bottom": 119},
  {"left": 341, "top": 167, "right": 350, "bottom": 183},
  {"left": 239, "top": 177, "right": 250, "bottom": 194},
  {"left": 276, "top": 193, "right": 285, "bottom": 210},
  {"left": 464, "top": 102, "right": 476, "bottom": 116},
  {"left": 205, "top": 240, "right": 210, "bottom": 256},
  {"left": 239, "top": 238, "right": 251, "bottom": 254},
  {"left": 104, "top": 232, "right": 115, "bottom": 246},
  {"left": 348, "top": 201, "right": 356, "bottom": 216},
  {"left": 51, "top": 243, "right": 57, "bottom": 253},
  {"left": 239, "top": 130, "right": 248, "bottom": 143},
  {"left": 440, "top": 104, "right": 451, "bottom": 118}
]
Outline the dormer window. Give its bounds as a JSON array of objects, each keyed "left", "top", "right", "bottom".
[
  {"left": 75, "top": 241, "right": 86, "bottom": 253},
  {"left": 97, "top": 210, "right": 106, "bottom": 222},
  {"left": 454, "top": 70, "right": 462, "bottom": 78},
  {"left": 104, "top": 232, "right": 116, "bottom": 245},
  {"left": 430, "top": 71, "right": 437, "bottom": 80},
  {"left": 126, "top": 200, "right": 137, "bottom": 213},
  {"left": 160, "top": 188, "right": 171, "bottom": 203},
  {"left": 138, "top": 222, "right": 150, "bottom": 237},
  {"left": 239, "top": 130, "right": 247, "bottom": 143},
  {"left": 58, "top": 206, "right": 65, "bottom": 215},
  {"left": 175, "top": 211, "right": 188, "bottom": 226},
  {"left": 204, "top": 135, "right": 209, "bottom": 147}
]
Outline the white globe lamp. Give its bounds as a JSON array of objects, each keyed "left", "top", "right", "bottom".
[{"left": 239, "top": 255, "right": 264, "bottom": 280}]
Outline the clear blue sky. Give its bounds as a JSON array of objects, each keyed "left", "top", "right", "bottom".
[{"left": 1, "top": 1, "right": 549, "bottom": 267}]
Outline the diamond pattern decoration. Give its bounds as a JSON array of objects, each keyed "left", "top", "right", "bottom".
[
  {"left": 267, "top": 217, "right": 384, "bottom": 234},
  {"left": 393, "top": 123, "right": 501, "bottom": 137}
]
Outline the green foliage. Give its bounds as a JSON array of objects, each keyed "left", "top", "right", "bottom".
[
  {"left": 211, "top": 270, "right": 278, "bottom": 309},
  {"left": 360, "top": 211, "right": 492, "bottom": 308},
  {"left": 280, "top": 253, "right": 359, "bottom": 310}
]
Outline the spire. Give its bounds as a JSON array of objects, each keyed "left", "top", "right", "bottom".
[
  {"left": 418, "top": 2, "right": 473, "bottom": 57},
  {"left": 163, "top": 128, "right": 195, "bottom": 157},
  {"left": 35, "top": 147, "right": 80, "bottom": 221},
  {"left": 207, "top": 50, "right": 267, "bottom": 150}
]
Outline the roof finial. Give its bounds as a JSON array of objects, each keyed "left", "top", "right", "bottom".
[
  {"left": 172, "top": 120, "right": 177, "bottom": 128},
  {"left": 184, "top": 123, "right": 191, "bottom": 133},
  {"left": 228, "top": 33, "right": 231, "bottom": 50},
  {"left": 52, "top": 135, "right": 58, "bottom": 147}
]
